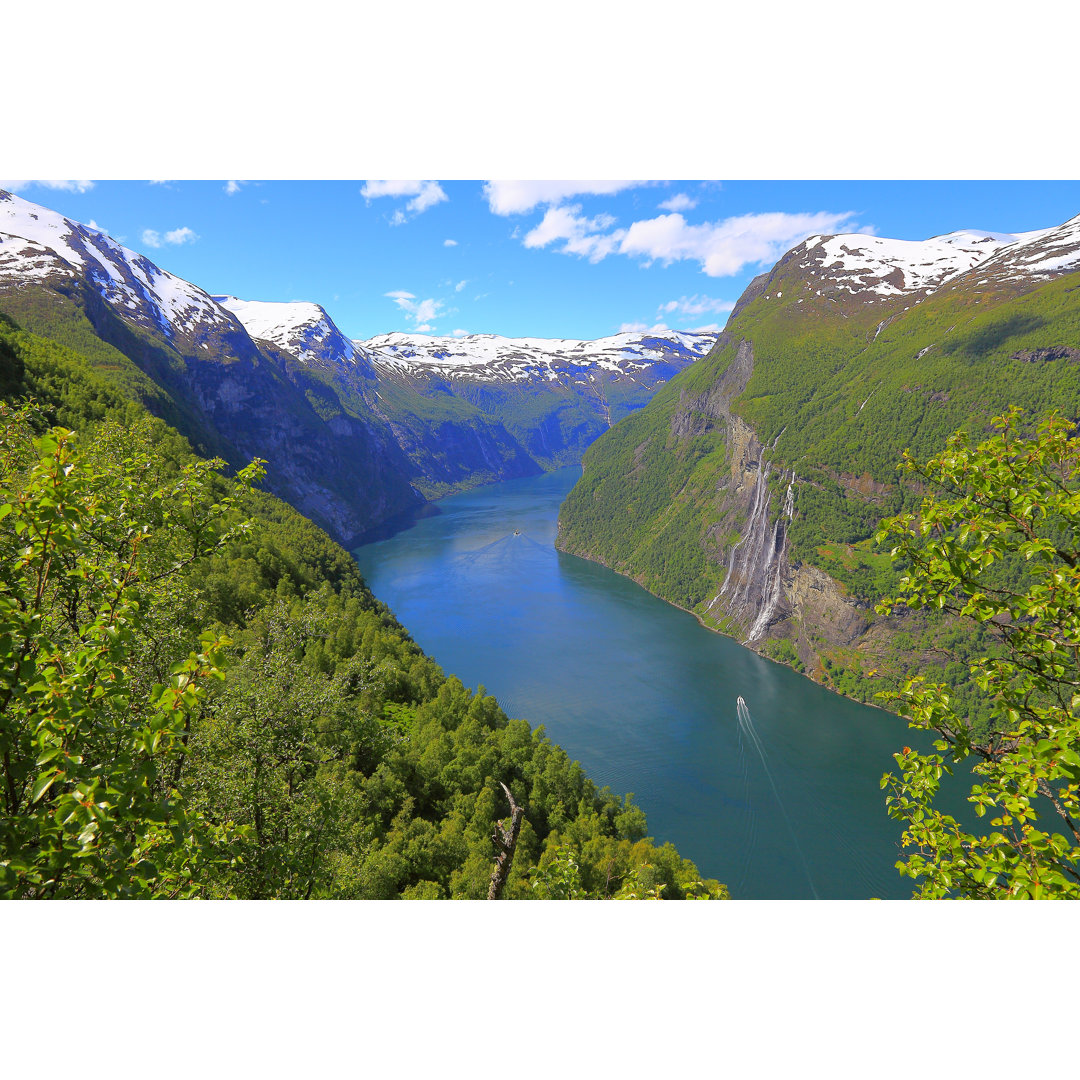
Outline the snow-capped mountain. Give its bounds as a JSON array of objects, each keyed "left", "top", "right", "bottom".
[
  {"left": 214, "top": 295, "right": 377, "bottom": 376},
  {"left": 942, "top": 213, "right": 1080, "bottom": 292},
  {"left": 217, "top": 298, "right": 715, "bottom": 471},
  {"left": 215, "top": 294, "right": 717, "bottom": 386},
  {"left": 0, "top": 189, "right": 239, "bottom": 346},
  {"left": 771, "top": 217, "right": 1080, "bottom": 306},
  {"left": 360, "top": 330, "right": 717, "bottom": 384}
]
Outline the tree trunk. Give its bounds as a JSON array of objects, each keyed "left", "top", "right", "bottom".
[{"left": 487, "top": 781, "right": 524, "bottom": 900}]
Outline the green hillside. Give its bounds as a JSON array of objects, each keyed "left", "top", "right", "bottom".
[
  {"left": 0, "top": 312, "right": 725, "bottom": 899},
  {"left": 558, "top": 250, "right": 1080, "bottom": 728}
]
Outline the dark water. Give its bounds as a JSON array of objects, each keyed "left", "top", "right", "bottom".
[{"left": 354, "top": 468, "right": 935, "bottom": 899}]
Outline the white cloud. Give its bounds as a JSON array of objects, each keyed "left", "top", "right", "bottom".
[
  {"left": 484, "top": 180, "right": 645, "bottom": 215},
  {"left": 619, "top": 321, "right": 672, "bottom": 334},
  {"left": 3, "top": 180, "right": 95, "bottom": 193},
  {"left": 164, "top": 226, "right": 198, "bottom": 245},
  {"left": 619, "top": 210, "right": 867, "bottom": 276},
  {"left": 141, "top": 226, "right": 199, "bottom": 249},
  {"left": 361, "top": 180, "right": 448, "bottom": 222},
  {"left": 658, "top": 192, "right": 697, "bottom": 212},
  {"left": 385, "top": 290, "right": 446, "bottom": 330},
  {"left": 658, "top": 295, "right": 736, "bottom": 317},
  {"left": 224, "top": 180, "right": 246, "bottom": 195},
  {"left": 452, "top": 329, "right": 471, "bottom": 338},
  {"left": 524, "top": 205, "right": 627, "bottom": 263},
  {"left": 455, "top": 280, "right": 467, "bottom": 292},
  {"left": 444, "top": 238, "right": 458, "bottom": 246},
  {"left": 508, "top": 197, "right": 866, "bottom": 277}
]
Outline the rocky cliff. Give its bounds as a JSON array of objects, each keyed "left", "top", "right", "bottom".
[{"left": 557, "top": 211, "right": 1080, "bottom": 703}]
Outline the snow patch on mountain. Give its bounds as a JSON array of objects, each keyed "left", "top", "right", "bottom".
[
  {"left": 214, "top": 295, "right": 370, "bottom": 371},
  {"left": 793, "top": 215, "right": 1080, "bottom": 302},
  {"left": 359, "top": 330, "right": 717, "bottom": 383},
  {"left": 0, "top": 189, "right": 236, "bottom": 342},
  {"left": 801, "top": 229, "right": 1038, "bottom": 298},
  {"left": 953, "top": 213, "right": 1080, "bottom": 284}
]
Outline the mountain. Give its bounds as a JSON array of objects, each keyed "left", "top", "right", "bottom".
[
  {"left": 1, "top": 189, "right": 709, "bottom": 540},
  {"left": 361, "top": 330, "right": 713, "bottom": 470},
  {"left": 556, "top": 212, "right": 1080, "bottom": 720},
  {"left": 216, "top": 295, "right": 715, "bottom": 489},
  {"left": 0, "top": 189, "right": 428, "bottom": 545}
]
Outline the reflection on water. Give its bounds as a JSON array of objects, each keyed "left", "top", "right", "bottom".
[{"left": 354, "top": 467, "right": 931, "bottom": 899}]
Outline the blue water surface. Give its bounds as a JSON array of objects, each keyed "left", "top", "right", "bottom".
[{"left": 354, "top": 467, "right": 940, "bottom": 899}]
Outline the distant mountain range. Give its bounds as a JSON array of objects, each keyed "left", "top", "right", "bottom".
[
  {"left": 0, "top": 189, "right": 714, "bottom": 543},
  {"left": 557, "top": 209, "right": 1080, "bottom": 714}
]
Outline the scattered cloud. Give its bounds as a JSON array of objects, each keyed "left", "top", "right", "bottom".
[
  {"left": 515, "top": 205, "right": 866, "bottom": 277},
  {"left": 658, "top": 295, "right": 736, "bottom": 318},
  {"left": 141, "top": 226, "right": 199, "bottom": 249},
  {"left": 455, "top": 280, "right": 467, "bottom": 292},
  {"left": 2, "top": 180, "right": 95, "bottom": 194},
  {"left": 165, "top": 227, "right": 197, "bottom": 245},
  {"left": 224, "top": 180, "right": 248, "bottom": 195},
  {"left": 444, "top": 238, "right": 458, "bottom": 246},
  {"left": 523, "top": 205, "right": 627, "bottom": 263},
  {"left": 619, "top": 321, "right": 672, "bottom": 334},
  {"left": 484, "top": 181, "right": 646, "bottom": 215},
  {"left": 361, "top": 180, "right": 448, "bottom": 223},
  {"left": 658, "top": 192, "right": 698, "bottom": 212},
  {"left": 619, "top": 210, "right": 868, "bottom": 276},
  {"left": 385, "top": 289, "right": 447, "bottom": 331}
]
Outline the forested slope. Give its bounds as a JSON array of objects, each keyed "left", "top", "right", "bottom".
[
  {"left": 558, "top": 218, "right": 1080, "bottom": 731},
  {"left": 0, "top": 312, "right": 725, "bottom": 899}
]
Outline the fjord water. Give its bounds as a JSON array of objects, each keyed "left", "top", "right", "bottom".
[{"left": 354, "top": 468, "right": 918, "bottom": 899}]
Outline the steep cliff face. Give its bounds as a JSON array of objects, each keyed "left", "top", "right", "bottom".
[
  {"left": 557, "top": 210, "right": 1080, "bottom": 699},
  {"left": 0, "top": 189, "right": 426, "bottom": 546}
]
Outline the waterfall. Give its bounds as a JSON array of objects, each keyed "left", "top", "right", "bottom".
[
  {"left": 746, "top": 473, "right": 795, "bottom": 642},
  {"left": 714, "top": 462, "right": 795, "bottom": 642}
]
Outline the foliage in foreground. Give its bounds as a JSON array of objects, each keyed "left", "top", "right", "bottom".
[
  {"left": 878, "top": 409, "right": 1080, "bottom": 898},
  {"left": 0, "top": 318, "right": 726, "bottom": 899},
  {"left": 0, "top": 411, "right": 261, "bottom": 896}
]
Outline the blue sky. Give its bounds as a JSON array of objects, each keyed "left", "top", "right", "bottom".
[{"left": 7, "top": 179, "right": 1080, "bottom": 343}]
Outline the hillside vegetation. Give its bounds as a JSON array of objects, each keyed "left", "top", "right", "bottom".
[
  {"left": 0, "top": 313, "right": 725, "bottom": 899},
  {"left": 558, "top": 246, "right": 1080, "bottom": 733}
]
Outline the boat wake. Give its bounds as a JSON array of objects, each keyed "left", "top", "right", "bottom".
[{"left": 736, "top": 695, "right": 819, "bottom": 899}]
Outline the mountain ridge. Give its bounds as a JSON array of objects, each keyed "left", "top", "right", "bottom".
[
  {"left": 556, "top": 207, "right": 1080, "bottom": 722},
  {"left": 0, "top": 188, "right": 711, "bottom": 540}
]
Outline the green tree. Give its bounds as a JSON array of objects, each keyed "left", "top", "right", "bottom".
[
  {"left": 0, "top": 410, "right": 261, "bottom": 897},
  {"left": 877, "top": 409, "right": 1080, "bottom": 898},
  {"left": 183, "top": 597, "right": 378, "bottom": 899}
]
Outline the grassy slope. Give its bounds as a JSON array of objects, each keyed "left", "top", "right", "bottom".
[
  {"left": 0, "top": 311, "right": 726, "bottom": 898},
  {"left": 558, "top": 267, "right": 1080, "bottom": 725}
]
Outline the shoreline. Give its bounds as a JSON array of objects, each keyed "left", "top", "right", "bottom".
[{"left": 553, "top": 534, "right": 894, "bottom": 717}]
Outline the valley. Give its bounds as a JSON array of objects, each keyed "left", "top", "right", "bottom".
[{"left": 4, "top": 180, "right": 1079, "bottom": 900}]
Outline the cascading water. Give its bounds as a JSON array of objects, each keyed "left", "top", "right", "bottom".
[
  {"left": 746, "top": 473, "right": 795, "bottom": 642},
  {"left": 713, "top": 461, "right": 796, "bottom": 642}
]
